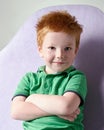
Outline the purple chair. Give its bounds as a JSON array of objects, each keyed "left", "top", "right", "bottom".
[{"left": 0, "top": 5, "right": 104, "bottom": 130}]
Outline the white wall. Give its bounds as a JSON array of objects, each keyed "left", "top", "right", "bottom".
[{"left": 0, "top": 0, "right": 104, "bottom": 50}]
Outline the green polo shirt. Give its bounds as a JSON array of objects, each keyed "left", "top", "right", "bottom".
[{"left": 13, "top": 65, "right": 87, "bottom": 130}]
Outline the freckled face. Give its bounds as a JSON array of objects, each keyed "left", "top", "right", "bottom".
[{"left": 38, "top": 32, "right": 78, "bottom": 74}]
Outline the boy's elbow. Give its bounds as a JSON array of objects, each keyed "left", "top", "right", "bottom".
[
  {"left": 11, "top": 113, "right": 19, "bottom": 120},
  {"left": 57, "top": 99, "right": 72, "bottom": 115},
  {"left": 10, "top": 103, "right": 22, "bottom": 120},
  {"left": 60, "top": 93, "right": 81, "bottom": 115},
  {"left": 10, "top": 108, "right": 21, "bottom": 120},
  {"left": 10, "top": 97, "right": 27, "bottom": 120},
  {"left": 59, "top": 97, "right": 78, "bottom": 115}
]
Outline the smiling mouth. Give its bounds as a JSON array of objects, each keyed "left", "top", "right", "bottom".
[{"left": 53, "top": 61, "right": 64, "bottom": 64}]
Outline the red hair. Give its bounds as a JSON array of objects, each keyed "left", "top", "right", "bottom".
[{"left": 36, "top": 10, "right": 83, "bottom": 48}]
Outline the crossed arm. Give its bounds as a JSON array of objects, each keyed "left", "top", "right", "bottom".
[{"left": 11, "top": 92, "right": 80, "bottom": 121}]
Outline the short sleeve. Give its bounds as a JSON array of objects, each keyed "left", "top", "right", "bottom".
[
  {"left": 12, "top": 73, "right": 31, "bottom": 98},
  {"left": 64, "top": 72, "right": 87, "bottom": 105}
]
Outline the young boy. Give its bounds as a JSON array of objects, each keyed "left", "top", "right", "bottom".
[{"left": 11, "top": 10, "right": 87, "bottom": 130}]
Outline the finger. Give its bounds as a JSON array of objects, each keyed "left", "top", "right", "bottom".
[
  {"left": 76, "top": 108, "right": 80, "bottom": 114},
  {"left": 73, "top": 108, "right": 80, "bottom": 115},
  {"left": 59, "top": 115, "right": 75, "bottom": 122}
]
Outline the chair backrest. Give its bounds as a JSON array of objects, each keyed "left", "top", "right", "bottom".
[{"left": 0, "top": 5, "right": 104, "bottom": 130}]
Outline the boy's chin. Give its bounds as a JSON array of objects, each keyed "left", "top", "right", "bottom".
[
  {"left": 46, "top": 69, "right": 62, "bottom": 74},
  {"left": 51, "top": 68, "right": 66, "bottom": 74},
  {"left": 46, "top": 66, "right": 70, "bottom": 74}
]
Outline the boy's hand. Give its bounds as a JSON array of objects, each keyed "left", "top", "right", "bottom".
[{"left": 58, "top": 108, "right": 80, "bottom": 121}]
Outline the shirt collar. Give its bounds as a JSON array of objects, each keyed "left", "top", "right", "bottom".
[{"left": 37, "top": 65, "right": 76, "bottom": 75}]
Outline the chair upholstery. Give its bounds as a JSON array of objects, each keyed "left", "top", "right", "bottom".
[{"left": 0, "top": 5, "right": 104, "bottom": 130}]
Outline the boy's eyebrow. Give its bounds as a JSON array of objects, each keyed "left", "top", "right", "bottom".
[{"left": 66, "top": 42, "right": 73, "bottom": 46}]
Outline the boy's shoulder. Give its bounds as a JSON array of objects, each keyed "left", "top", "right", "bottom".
[
  {"left": 64, "top": 65, "right": 85, "bottom": 76},
  {"left": 23, "top": 66, "right": 45, "bottom": 78}
]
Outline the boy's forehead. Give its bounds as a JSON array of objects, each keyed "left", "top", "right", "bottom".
[{"left": 43, "top": 32, "right": 76, "bottom": 46}]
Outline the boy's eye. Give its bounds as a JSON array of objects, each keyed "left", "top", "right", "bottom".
[
  {"left": 48, "top": 46, "right": 55, "bottom": 50},
  {"left": 64, "top": 47, "right": 71, "bottom": 51}
]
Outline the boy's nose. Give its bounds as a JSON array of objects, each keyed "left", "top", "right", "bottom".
[{"left": 56, "top": 49, "right": 64, "bottom": 59}]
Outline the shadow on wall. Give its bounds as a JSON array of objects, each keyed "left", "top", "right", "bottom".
[{"left": 74, "top": 38, "right": 104, "bottom": 130}]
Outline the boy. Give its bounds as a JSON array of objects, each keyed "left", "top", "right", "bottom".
[{"left": 11, "top": 10, "right": 87, "bottom": 130}]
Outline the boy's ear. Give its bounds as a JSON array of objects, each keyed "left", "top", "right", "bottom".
[
  {"left": 38, "top": 46, "right": 44, "bottom": 57},
  {"left": 75, "top": 47, "right": 79, "bottom": 54}
]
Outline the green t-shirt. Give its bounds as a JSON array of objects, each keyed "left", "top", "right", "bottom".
[{"left": 13, "top": 65, "right": 87, "bottom": 130}]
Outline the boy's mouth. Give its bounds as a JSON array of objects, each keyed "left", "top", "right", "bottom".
[{"left": 53, "top": 61, "right": 64, "bottom": 64}]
